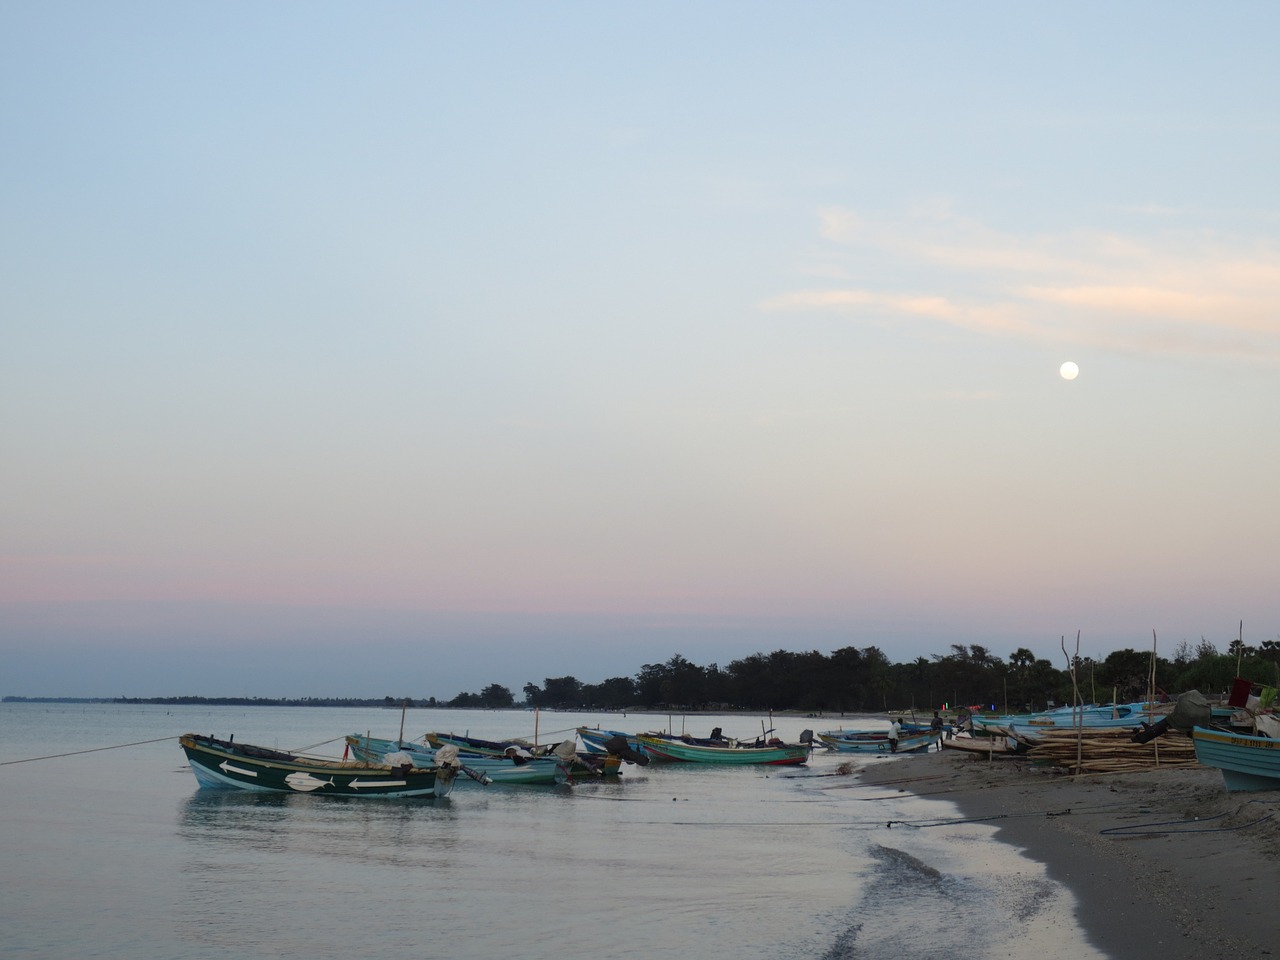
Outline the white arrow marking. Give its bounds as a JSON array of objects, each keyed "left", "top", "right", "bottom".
[
  {"left": 218, "top": 761, "right": 258, "bottom": 777},
  {"left": 349, "top": 778, "right": 407, "bottom": 789}
]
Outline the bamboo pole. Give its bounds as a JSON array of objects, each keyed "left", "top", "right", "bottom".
[
  {"left": 1150, "top": 630, "right": 1159, "bottom": 767},
  {"left": 1238, "top": 620, "right": 1244, "bottom": 677},
  {"left": 1061, "top": 633, "right": 1084, "bottom": 775}
]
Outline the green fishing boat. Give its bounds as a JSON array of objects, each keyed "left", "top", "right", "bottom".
[{"left": 179, "top": 733, "right": 457, "bottom": 798}]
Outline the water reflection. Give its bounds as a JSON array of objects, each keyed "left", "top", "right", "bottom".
[{"left": 178, "top": 788, "right": 460, "bottom": 863}]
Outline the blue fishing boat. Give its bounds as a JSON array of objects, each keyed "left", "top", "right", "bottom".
[
  {"left": 578, "top": 726, "right": 647, "bottom": 755},
  {"left": 972, "top": 702, "right": 1162, "bottom": 741},
  {"left": 425, "top": 731, "right": 623, "bottom": 778},
  {"left": 346, "top": 734, "right": 565, "bottom": 785},
  {"left": 1191, "top": 726, "right": 1280, "bottom": 792}
]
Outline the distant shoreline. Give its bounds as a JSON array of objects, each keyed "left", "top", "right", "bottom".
[
  {"left": 0, "top": 696, "right": 850, "bottom": 717},
  {"left": 1, "top": 696, "right": 438, "bottom": 707}
]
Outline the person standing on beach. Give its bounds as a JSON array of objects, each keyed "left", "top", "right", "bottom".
[
  {"left": 888, "top": 718, "right": 900, "bottom": 753},
  {"left": 931, "top": 711, "right": 944, "bottom": 750}
]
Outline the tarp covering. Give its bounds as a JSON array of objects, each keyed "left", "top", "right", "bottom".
[{"left": 1167, "top": 690, "right": 1211, "bottom": 732}]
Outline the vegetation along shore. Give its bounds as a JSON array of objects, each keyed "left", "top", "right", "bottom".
[{"left": 8, "top": 635, "right": 1274, "bottom": 712}]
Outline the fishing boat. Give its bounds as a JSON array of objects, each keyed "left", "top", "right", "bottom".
[
  {"left": 817, "top": 727, "right": 940, "bottom": 754},
  {"left": 179, "top": 733, "right": 458, "bottom": 798},
  {"left": 345, "top": 734, "right": 567, "bottom": 785},
  {"left": 578, "top": 726, "right": 651, "bottom": 756},
  {"left": 635, "top": 734, "right": 809, "bottom": 765},
  {"left": 573, "top": 726, "right": 668, "bottom": 764},
  {"left": 940, "top": 733, "right": 1014, "bottom": 756},
  {"left": 1191, "top": 726, "right": 1280, "bottom": 792},
  {"left": 971, "top": 702, "right": 1161, "bottom": 741},
  {"left": 425, "top": 732, "right": 623, "bottom": 777}
]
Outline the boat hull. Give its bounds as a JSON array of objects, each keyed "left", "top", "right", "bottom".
[
  {"left": 1191, "top": 726, "right": 1280, "bottom": 792},
  {"left": 635, "top": 734, "right": 808, "bottom": 765},
  {"left": 180, "top": 734, "right": 455, "bottom": 798},
  {"left": 345, "top": 734, "right": 566, "bottom": 785},
  {"left": 426, "top": 732, "right": 621, "bottom": 778},
  {"left": 817, "top": 730, "right": 939, "bottom": 754}
]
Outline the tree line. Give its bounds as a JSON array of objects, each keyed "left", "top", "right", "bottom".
[{"left": 449, "top": 637, "right": 1280, "bottom": 713}]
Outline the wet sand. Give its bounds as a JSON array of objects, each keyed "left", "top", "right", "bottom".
[{"left": 856, "top": 742, "right": 1280, "bottom": 958}]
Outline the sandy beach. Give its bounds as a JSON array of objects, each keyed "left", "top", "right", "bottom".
[{"left": 856, "top": 742, "right": 1279, "bottom": 958}]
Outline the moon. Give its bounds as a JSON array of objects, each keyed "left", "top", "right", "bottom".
[{"left": 1059, "top": 361, "right": 1079, "bottom": 381}]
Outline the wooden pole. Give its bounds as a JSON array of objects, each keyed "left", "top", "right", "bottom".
[
  {"left": 398, "top": 699, "right": 408, "bottom": 744},
  {"left": 1075, "top": 631, "right": 1083, "bottom": 774},
  {"left": 1238, "top": 620, "right": 1244, "bottom": 677},
  {"left": 1061, "top": 633, "right": 1083, "bottom": 775},
  {"left": 1150, "top": 630, "right": 1159, "bottom": 767}
]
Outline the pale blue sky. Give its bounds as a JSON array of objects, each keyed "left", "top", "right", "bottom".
[{"left": 4, "top": 3, "right": 1279, "bottom": 698}]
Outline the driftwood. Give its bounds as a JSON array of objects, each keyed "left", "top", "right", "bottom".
[{"left": 1023, "top": 727, "right": 1200, "bottom": 774}]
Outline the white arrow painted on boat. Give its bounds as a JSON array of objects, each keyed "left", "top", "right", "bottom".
[
  {"left": 218, "top": 761, "right": 258, "bottom": 777},
  {"left": 349, "top": 779, "right": 407, "bottom": 789}
]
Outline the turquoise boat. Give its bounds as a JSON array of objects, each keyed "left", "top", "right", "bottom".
[
  {"left": 346, "top": 733, "right": 566, "bottom": 785},
  {"left": 1191, "top": 726, "right": 1280, "bottom": 792},
  {"left": 635, "top": 734, "right": 809, "bottom": 765},
  {"left": 426, "top": 731, "right": 623, "bottom": 778},
  {"left": 180, "top": 733, "right": 457, "bottom": 798}
]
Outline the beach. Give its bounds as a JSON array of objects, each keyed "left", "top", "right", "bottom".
[{"left": 857, "top": 741, "right": 1279, "bottom": 957}]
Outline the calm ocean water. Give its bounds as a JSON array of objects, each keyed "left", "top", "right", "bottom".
[{"left": 0, "top": 704, "right": 1105, "bottom": 960}]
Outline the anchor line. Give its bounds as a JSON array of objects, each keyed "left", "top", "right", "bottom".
[{"left": 0, "top": 736, "right": 179, "bottom": 765}]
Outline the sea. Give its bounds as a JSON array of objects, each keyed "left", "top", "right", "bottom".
[{"left": 0, "top": 703, "right": 1106, "bottom": 960}]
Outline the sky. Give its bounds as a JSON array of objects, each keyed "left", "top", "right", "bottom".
[{"left": 4, "top": 3, "right": 1280, "bottom": 699}]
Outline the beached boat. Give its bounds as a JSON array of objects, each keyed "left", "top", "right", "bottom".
[
  {"left": 345, "top": 734, "right": 566, "bottom": 785},
  {"left": 635, "top": 734, "right": 809, "bottom": 765},
  {"left": 179, "top": 733, "right": 458, "bottom": 798},
  {"left": 940, "top": 734, "right": 1014, "bottom": 756},
  {"left": 817, "top": 727, "right": 939, "bottom": 754},
  {"left": 1191, "top": 726, "right": 1280, "bottom": 792},
  {"left": 971, "top": 703, "right": 1160, "bottom": 741},
  {"left": 426, "top": 732, "right": 623, "bottom": 777}
]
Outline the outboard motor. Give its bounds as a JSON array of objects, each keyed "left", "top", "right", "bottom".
[
  {"left": 602, "top": 734, "right": 650, "bottom": 765},
  {"left": 1130, "top": 690, "right": 1211, "bottom": 743}
]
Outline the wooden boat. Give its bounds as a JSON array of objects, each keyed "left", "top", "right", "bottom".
[
  {"left": 179, "top": 733, "right": 457, "bottom": 798},
  {"left": 425, "top": 732, "right": 623, "bottom": 778},
  {"left": 1191, "top": 726, "right": 1280, "bottom": 792},
  {"left": 635, "top": 734, "right": 809, "bottom": 765},
  {"left": 345, "top": 734, "right": 567, "bottom": 785},
  {"left": 971, "top": 702, "right": 1162, "bottom": 741},
  {"left": 940, "top": 734, "right": 1013, "bottom": 756},
  {"left": 577, "top": 726, "right": 652, "bottom": 757},
  {"left": 817, "top": 727, "right": 939, "bottom": 754}
]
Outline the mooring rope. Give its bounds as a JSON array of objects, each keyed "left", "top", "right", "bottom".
[
  {"left": 289, "top": 736, "right": 349, "bottom": 755},
  {"left": 0, "top": 736, "right": 178, "bottom": 765},
  {"left": 1099, "top": 812, "right": 1275, "bottom": 835}
]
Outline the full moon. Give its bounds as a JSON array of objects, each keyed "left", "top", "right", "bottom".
[{"left": 1060, "top": 361, "right": 1079, "bottom": 380}]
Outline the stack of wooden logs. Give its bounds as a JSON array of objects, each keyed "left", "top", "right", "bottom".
[{"left": 1024, "top": 727, "right": 1201, "bottom": 774}]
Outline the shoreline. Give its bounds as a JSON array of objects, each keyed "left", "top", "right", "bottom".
[{"left": 856, "top": 744, "right": 1279, "bottom": 958}]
